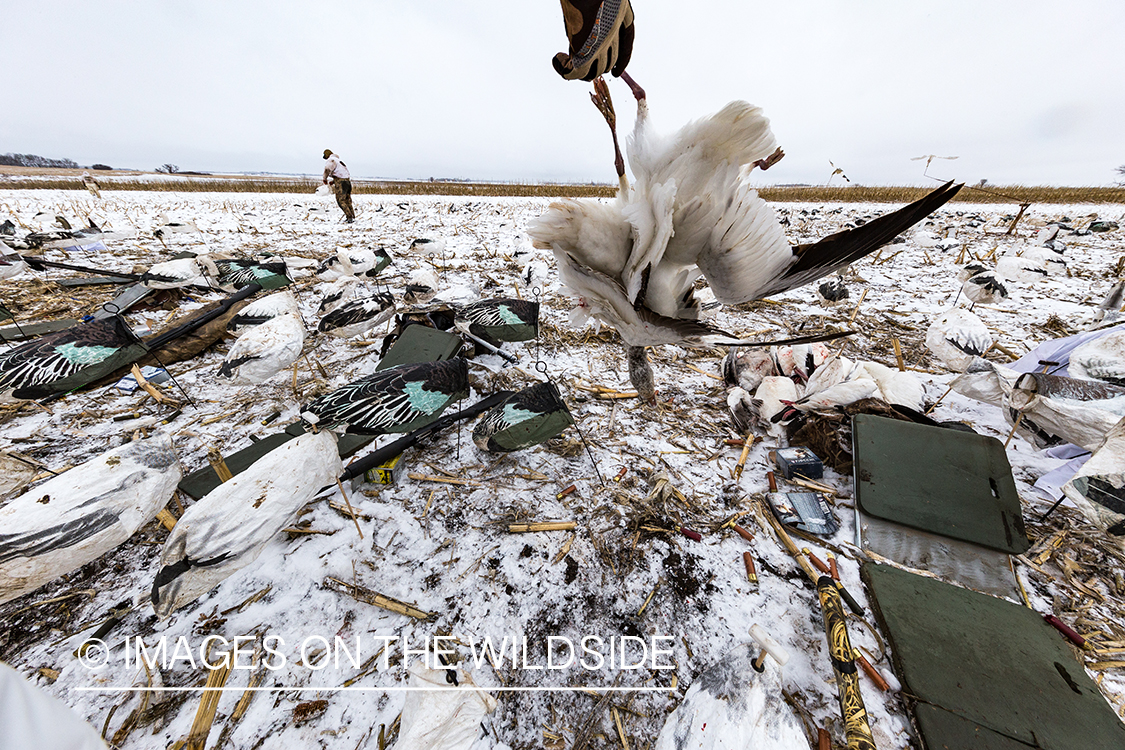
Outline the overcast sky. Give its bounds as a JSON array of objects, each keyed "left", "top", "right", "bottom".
[{"left": 3, "top": 1, "right": 1122, "bottom": 186}]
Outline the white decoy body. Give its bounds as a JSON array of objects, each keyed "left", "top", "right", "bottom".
[
  {"left": 1095, "top": 280, "right": 1125, "bottom": 323},
  {"left": 1069, "top": 329, "right": 1125, "bottom": 386},
  {"left": 1021, "top": 245, "right": 1066, "bottom": 275},
  {"left": 317, "top": 276, "right": 363, "bottom": 314},
  {"left": 316, "top": 247, "right": 388, "bottom": 281},
  {"left": 217, "top": 312, "right": 305, "bottom": 384},
  {"left": 1062, "top": 416, "right": 1125, "bottom": 538},
  {"left": 409, "top": 238, "right": 447, "bottom": 257},
  {"left": 529, "top": 81, "right": 961, "bottom": 401},
  {"left": 1, "top": 435, "right": 181, "bottom": 604},
  {"left": 227, "top": 290, "right": 300, "bottom": 335},
  {"left": 395, "top": 665, "right": 497, "bottom": 750},
  {"left": 151, "top": 430, "right": 342, "bottom": 618},
  {"left": 404, "top": 267, "right": 440, "bottom": 305},
  {"left": 962, "top": 271, "right": 1008, "bottom": 307},
  {"left": 912, "top": 225, "right": 941, "bottom": 248},
  {"left": 140, "top": 257, "right": 212, "bottom": 289},
  {"left": 996, "top": 253, "right": 1049, "bottom": 284},
  {"left": 925, "top": 308, "right": 994, "bottom": 372},
  {"left": 957, "top": 262, "right": 988, "bottom": 282},
  {"left": 0, "top": 243, "right": 26, "bottom": 280}
]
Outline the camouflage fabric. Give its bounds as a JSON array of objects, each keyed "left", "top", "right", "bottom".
[
  {"left": 553, "top": 0, "right": 634, "bottom": 81},
  {"left": 332, "top": 178, "right": 355, "bottom": 222}
]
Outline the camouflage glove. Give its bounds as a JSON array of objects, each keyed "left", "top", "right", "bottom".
[{"left": 553, "top": 0, "right": 635, "bottom": 82}]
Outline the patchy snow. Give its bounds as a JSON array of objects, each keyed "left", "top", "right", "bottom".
[{"left": 1, "top": 190, "right": 1124, "bottom": 748}]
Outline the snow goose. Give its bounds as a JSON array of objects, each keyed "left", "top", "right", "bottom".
[
  {"left": 528, "top": 79, "right": 961, "bottom": 401},
  {"left": 721, "top": 347, "right": 776, "bottom": 393},
  {"left": 752, "top": 376, "right": 799, "bottom": 435},
  {"left": 925, "top": 308, "right": 993, "bottom": 372},
  {"left": 957, "top": 262, "right": 989, "bottom": 282},
  {"left": 851, "top": 360, "right": 925, "bottom": 411},
  {"left": 2, "top": 435, "right": 181, "bottom": 604},
  {"left": 409, "top": 238, "right": 446, "bottom": 257},
  {"left": 301, "top": 358, "right": 469, "bottom": 434},
  {"left": 217, "top": 312, "right": 305, "bottom": 384},
  {"left": 403, "top": 267, "right": 440, "bottom": 305},
  {"left": 151, "top": 430, "right": 341, "bottom": 618},
  {"left": 316, "top": 247, "right": 391, "bottom": 281},
  {"left": 1094, "top": 279, "right": 1125, "bottom": 322},
  {"left": 139, "top": 257, "right": 212, "bottom": 290}
]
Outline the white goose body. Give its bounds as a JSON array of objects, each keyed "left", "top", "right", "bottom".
[
  {"left": 753, "top": 376, "right": 798, "bottom": 435},
  {"left": 852, "top": 360, "right": 925, "bottom": 410},
  {"left": 926, "top": 308, "right": 993, "bottom": 372},
  {"left": 996, "top": 253, "right": 1049, "bottom": 284},
  {"left": 317, "top": 292, "right": 396, "bottom": 338},
  {"left": 1, "top": 435, "right": 181, "bottom": 604},
  {"left": 227, "top": 290, "right": 300, "bottom": 335},
  {"left": 217, "top": 312, "right": 305, "bottom": 384},
  {"left": 962, "top": 271, "right": 1008, "bottom": 306},
  {"left": 151, "top": 430, "right": 341, "bottom": 618}
]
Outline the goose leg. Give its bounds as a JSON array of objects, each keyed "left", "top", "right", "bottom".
[
  {"left": 590, "top": 77, "right": 625, "bottom": 179},
  {"left": 753, "top": 146, "right": 786, "bottom": 171},
  {"left": 619, "top": 70, "right": 645, "bottom": 102},
  {"left": 627, "top": 345, "right": 655, "bottom": 403}
]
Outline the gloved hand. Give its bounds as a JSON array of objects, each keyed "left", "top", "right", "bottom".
[{"left": 552, "top": 0, "right": 635, "bottom": 82}]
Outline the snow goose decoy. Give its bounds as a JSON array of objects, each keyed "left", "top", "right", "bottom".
[
  {"left": 925, "top": 308, "right": 993, "bottom": 372},
  {"left": 0, "top": 316, "right": 140, "bottom": 402},
  {"left": 217, "top": 312, "right": 305, "bottom": 384},
  {"left": 317, "top": 292, "right": 396, "bottom": 339},
  {"left": 316, "top": 247, "right": 391, "bottom": 281},
  {"left": 815, "top": 276, "right": 850, "bottom": 306},
  {"left": 961, "top": 270, "right": 1008, "bottom": 308},
  {"left": 139, "top": 257, "right": 212, "bottom": 290},
  {"left": 996, "top": 253, "right": 1049, "bottom": 284},
  {"left": 151, "top": 430, "right": 341, "bottom": 618},
  {"left": 472, "top": 381, "right": 574, "bottom": 452},
  {"left": 528, "top": 78, "right": 961, "bottom": 401},
  {"left": 301, "top": 358, "right": 469, "bottom": 434},
  {"left": 453, "top": 298, "right": 540, "bottom": 343},
  {"left": 957, "top": 262, "right": 989, "bottom": 282},
  {"left": 2, "top": 435, "right": 181, "bottom": 604},
  {"left": 403, "top": 267, "right": 440, "bottom": 305},
  {"left": 153, "top": 214, "right": 199, "bottom": 239},
  {"left": 408, "top": 238, "right": 446, "bottom": 257},
  {"left": 0, "top": 243, "right": 26, "bottom": 280},
  {"left": 227, "top": 290, "right": 300, "bottom": 335},
  {"left": 396, "top": 664, "right": 497, "bottom": 750},
  {"left": 1094, "top": 279, "right": 1125, "bottom": 323},
  {"left": 1069, "top": 329, "right": 1125, "bottom": 386},
  {"left": 209, "top": 257, "right": 291, "bottom": 292}
]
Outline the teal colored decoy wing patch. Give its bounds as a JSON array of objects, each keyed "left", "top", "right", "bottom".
[
  {"left": 497, "top": 306, "right": 524, "bottom": 325},
  {"left": 501, "top": 403, "right": 536, "bottom": 425},
  {"left": 403, "top": 381, "right": 452, "bottom": 414},
  {"left": 55, "top": 342, "right": 119, "bottom": 365}
]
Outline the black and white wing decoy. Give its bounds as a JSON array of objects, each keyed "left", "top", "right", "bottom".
[
  {"left": 139, "top": 257, "right": 210, "bottom": 289},
  {"left": 0, "top": 316, "right": 138, "bottom": 401},
  {"left": 209, "top": 258, "right": 290, "bottom": 291},
  {"left": 316, "top": 247, "right": 390, "bottom": 281},
  {"left": 301, "top": 358, "right": 469, "bottom": 434},
  {"left": 925, "top": 308, "right": 994, "bottom": 372},
  {"left": 472, "top": 381, "right": 574, "bottom": 452},
  {"left": 957, "top": 262, "right": 989, "bottom": 282},
  {"left": 227, "top": 290, "right": 300, "bottom": 335},
  {"left": 962, "top": 271, "right": 1008, "bottom": 307},
  {"left": 528, "top": 81, "right": 961, "bottom": 401},
  {"left": 2, "top": 435, "right": 181, "bottom": 604},
  {"left": 454, "top": 299, "right": 540, "bottom": 343},
  {"left": 151, "top": 430, "right": 340, "bottom": 618},
  {"left": 317, "top": 292, "right": 396, "bottom": 338},
  {"left": 1094, "top": 279, "right": 1125, "bottom": 322},
  {"left": 996, "top": 253, "right": 1049, "bottom": 283},
  {"left": 409, "top": 238, "right": 446, "bottom": 257},
  {"left": 815, "top": 276, "right": 850, "bottom": 306},
  {"left": 217, "top": 312, "right": 305, "bottom": 384}
]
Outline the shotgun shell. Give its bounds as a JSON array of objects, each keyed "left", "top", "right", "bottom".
[
  {"left": 724, "top": 438, "right": 745, "bottom": 447},
  {"left": 733, "top": 524, "right": 755, "bottom": 543},
  {"left": 767, "top": 471, "right": 778, "bottom": 493},
  {"left": 742, "top": 551, "right": 758, "bottom": 584},
  {"left": 1044, "top": 614, "right": 1088, "bottom": 649},
  {"left": 679, "top": 527, "right": 702, "bottom": 542},
  {"left": 853, "top": 648, "right": 891, "bottom": 692},
  {"left": 803, "top": 548, "right": 832, "bottom": 576},
  {"left": 613, "top": 467, "right": 627, "bottom": 482},
  {"left": 556, "top": 484, "right": 577, "bottom": 500},
  {"left": 261, "top": 410, "right": 281, "bottom": 425},
  {"left": 827, "top": 551, "right": 840, "bottom": 581},
  {"left": 112, "top": 412, "right": 142, "bottom": 422}
]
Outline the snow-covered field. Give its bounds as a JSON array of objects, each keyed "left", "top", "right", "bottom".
[{"left": 1, "top": 189, "right": 1124, "bottom": 749}]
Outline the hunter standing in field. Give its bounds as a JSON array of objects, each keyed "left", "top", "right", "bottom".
[{"left": 322, "top": 149, "right": 355, "bottom": 223}]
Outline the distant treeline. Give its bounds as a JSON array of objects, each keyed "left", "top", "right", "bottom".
[{"left": 0, "top": 152, "right": 80, "bottom": 169}]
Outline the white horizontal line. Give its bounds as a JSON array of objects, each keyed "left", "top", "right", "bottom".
[{"left": 75, "top": 686, "right": 675, "bottom": 693}]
